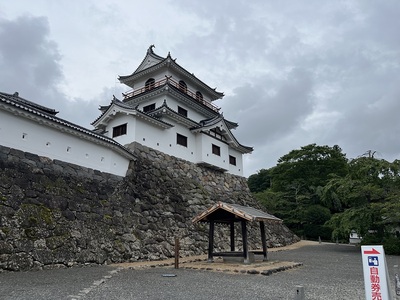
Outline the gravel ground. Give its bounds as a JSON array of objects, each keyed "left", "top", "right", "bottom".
[
  {"left": 1, "top": 242, "right": 399, "bottom": 300},
  {"left": 88, "top": 243, "right": 400, "bottom": 300}
]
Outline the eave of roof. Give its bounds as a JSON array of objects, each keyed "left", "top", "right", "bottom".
[
  {"left": 224, "top": 118, "right": 238, "bottom": 130},
  {"left": 0, "top": 91, "right": 58, "bottom": 115},
  {"left": 192, "top": 202, "right": 282, "bottom": 223}
]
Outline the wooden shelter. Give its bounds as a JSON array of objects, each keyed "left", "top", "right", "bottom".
[{"left": 192, "top": 202, "right": 282, "bottom": 264}]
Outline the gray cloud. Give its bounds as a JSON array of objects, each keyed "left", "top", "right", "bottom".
[
  {"left": 1, "top": 1, "right": 400, "bottom": 176},
  {"left": 0, "top": 15, "right": 116, "bottom": 128},
  {"left": 0, "top": 16, "right": 63, "bottom": 102},
  {"left": 224, "top": 67, "right": 314, "bottom": 147}
]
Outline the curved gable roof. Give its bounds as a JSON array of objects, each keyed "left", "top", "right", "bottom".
[
  {"left": 131, "top": 45, "right": 165, "bottom": 75},
  {"left": 149, "top": 100, "right": 199, "bottom": 128},
  {"left": 91, "top": 98, "right": 173, "bottom": 130},
  {"left": 191, "top": 115, "right": 253, "bottom": 154}
]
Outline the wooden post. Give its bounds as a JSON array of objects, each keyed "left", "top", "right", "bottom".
[
  {"left": 230, "top": 221, "right": 235, "bottom": 252},
  {"left": 208, "top": 220, "right": 215, "bottom": 263},
  {"left": 241, "top": 220, "right": 249, "bottom": 264},
  {"left": 260, "top": 221, "right": 267, "bottom": 261},
  {"left": 174, "top": 237, "right": 180, "bottom": 269}
]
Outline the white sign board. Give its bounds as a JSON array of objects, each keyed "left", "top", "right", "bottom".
[{"left": 361, "top": 245, "right": 391, "bottom": 300}]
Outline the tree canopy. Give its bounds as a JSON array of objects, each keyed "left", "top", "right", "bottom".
[{"left": 249, "top": 144, "right": 400, "bottom": 254}]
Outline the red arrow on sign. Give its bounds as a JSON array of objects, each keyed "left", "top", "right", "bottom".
[{"left": 363, "top": 248, "right": 380, "bottom": 255}]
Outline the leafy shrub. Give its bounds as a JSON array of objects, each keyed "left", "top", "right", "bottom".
[
  {"left": 382, "top": 236, "right": 400, "bottom": 255},
  {"left": 361, "top": 234, "right": 400, "bottom": 255}
]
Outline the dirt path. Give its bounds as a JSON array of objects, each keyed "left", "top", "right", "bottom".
[{"left": 112, "top": 240, "right": 319, "bottom": 275}]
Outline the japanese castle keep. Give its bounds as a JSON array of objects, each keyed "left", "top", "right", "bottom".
[
  {"left": 92, "top": 45, "right": 253, "bottom": 176},
  {"left": 0, "top": 46, "right": 298, "bottom": 271}
]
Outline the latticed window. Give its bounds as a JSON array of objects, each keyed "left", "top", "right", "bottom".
[
  {"left": 112, "top": 124, "right": 127, "bottom": 137},
  {"left": 229, "top": 155, "right": 237, "bottom": 166},
  {"left": 212, "top": 144, "right": 221, "bottom": 156},
  {"left": 178, "top": 106, "right": 188, "bottom": 117},
  {"left": 177, "top": 133, "right": 188, "bottom": 147},
  {"left": 143, "top": 103, "right": 156, "bottom": 112}
]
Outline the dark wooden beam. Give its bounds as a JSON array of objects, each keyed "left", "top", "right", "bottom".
[
  {"left": 230, "top": 221, "right": 235, "bottom": 252},
  {"left": 208, "top": 220, "right": 215, "bottom": 263},
  {"left": 241, "top": 220, "right": 249, "bottom": 264},
  {"left": 260, "top": 221, "right": 268, "bottom": 261}
]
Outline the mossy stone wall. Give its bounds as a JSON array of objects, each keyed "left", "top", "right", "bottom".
[{"left": 0, "top": 143, "right": 298, "bottom": 271}]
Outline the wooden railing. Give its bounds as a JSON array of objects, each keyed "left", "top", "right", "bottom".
[{"left": 122, "top": 77, "right": 220, "bottom": 112}]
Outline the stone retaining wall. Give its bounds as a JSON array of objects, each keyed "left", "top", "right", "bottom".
[{"left": 0, "top": 143, "right": 298, "bottom": 271}]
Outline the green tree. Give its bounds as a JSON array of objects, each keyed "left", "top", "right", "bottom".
[
  {"left": 248, "top": 169, "right": 271, "bottom": 193},
  {"left": 250, "top": 146, "right": 400, "bottom": 249},
  {"left": 252, "top": 144, "right": 348, "bottom": 238},
  {"left": 271, "top": 144, "right": 348, "bottom": 194},
  {"left": 324, "top": 155, "right": 400, "bottom": 246}
]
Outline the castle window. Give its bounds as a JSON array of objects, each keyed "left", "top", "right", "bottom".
[
  {"left": 196, "top": 91, "right": 203, "bottom": 101},
  {"left": 212, "top": 144, "right": 220, "bottom": 156},
  {"left": 177, "top": 133, "right": 188, "bottom": 147},
  {"left": 143, "top": 103, "right": 156, "bottom": 112},
  {"left": 112, "top": 123, "right": 127, "bottom": 138},
  {"left": 229, "top": 155, "right": 237, "bottom": 166},
  {"left": 145, "top": 78, "right": 155, "bottom": 91},
  {"left": 179, "top": 80, "right": 187, "bottom": 93},
  {"left": 178, "top": 106, "right": 187, "bottom": 117}
]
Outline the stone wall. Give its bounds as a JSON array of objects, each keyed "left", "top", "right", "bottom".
[{"left": 0, "top": 143, "right": 298, "bottom": 271}]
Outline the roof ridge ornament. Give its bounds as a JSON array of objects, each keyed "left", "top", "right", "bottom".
[{"left": 147, "top": 44, "right": 155, "bottom": 54}]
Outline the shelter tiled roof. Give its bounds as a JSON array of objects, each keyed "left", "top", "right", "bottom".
[{"left": 192, "top": 202, "right": 282, "bottom": 224}]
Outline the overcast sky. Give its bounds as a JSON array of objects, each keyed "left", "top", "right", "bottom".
[{"left": 1, "top": 1, "right": 400, "bottom": 177}]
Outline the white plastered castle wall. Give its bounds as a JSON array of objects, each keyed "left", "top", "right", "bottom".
[
  {"left": 0, "top": 110, "right": 131, "bottom": 176},
  {"left": 196, "top": 133, "right": 229, "bottom": 171},
  {"left": 106, "top": 113, "right": 245, "bottom": 174},
  {"left": 228, "top": 148, "right": 244, "bottom": 176}
]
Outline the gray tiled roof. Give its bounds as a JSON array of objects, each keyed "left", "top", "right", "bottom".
[{"left": 192, "top": 202, "right": 282, "bottom": 223}]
